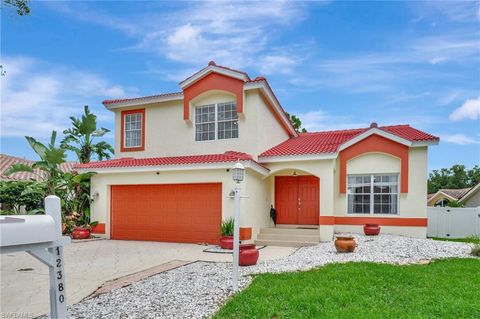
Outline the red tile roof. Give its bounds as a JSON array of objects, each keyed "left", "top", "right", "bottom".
[
  {"left": 259, "top": 125, "right": 439, "bottom": 158},
  {"left": 103, "top": 92, "right": 183, "bottom": 106},
  {"left": 76, "top": 151, "right": 256, "bottom": 170},
  {"left": 0, "top": 154, "right": 75, "bottom": 181}
]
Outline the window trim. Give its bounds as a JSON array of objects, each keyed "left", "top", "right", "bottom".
[
  {"left": 194, "top": 102, "right": 239, "bottom": 142},
  {"left": 120, "top": 108, "right": 145, "bottom": 152},
  {"left": 346, "top": 173, "right": 400, "bottom": 215}
]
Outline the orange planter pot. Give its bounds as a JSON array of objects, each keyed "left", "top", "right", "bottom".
[{"left": 334, "top": 236, "right": 356, "bottom": 253}]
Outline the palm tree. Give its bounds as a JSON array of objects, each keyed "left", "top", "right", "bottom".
[
  {"left": 61, "top": 105, "right": 114, "bottom": 164},
  {"left": 6, "top": 131, "right": 66, "bottom": 195}
]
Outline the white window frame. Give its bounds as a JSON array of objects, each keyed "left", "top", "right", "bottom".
[
  {"left": 347, "top": 174, "right": 400, "bottom": 215},
  {"left": 194, "top": 102, "right": 239, "bottom": 141},
  {"left": 123, "top": 112, "right": 143, "bottom": 148}
]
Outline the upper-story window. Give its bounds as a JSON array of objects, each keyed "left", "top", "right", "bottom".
[
  {"left": 347, "top": 174, "right": 399, "bottom": 214},
  {"left": 121, "top": 109, "right": 145, "bottom": 151},
  {"left": 195, "top": 102, "right": 238, "bottom": 141}
]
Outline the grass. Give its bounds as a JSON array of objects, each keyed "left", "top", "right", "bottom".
[
  {"left": 214, "top": 258, "right": 480, "bottom": 319},
  {"left": 429, "top": 235, "right": 480, "bottom": 245}
]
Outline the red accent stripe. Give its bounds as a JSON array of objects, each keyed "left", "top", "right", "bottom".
[
  {"left": 339, "top": 134, "right": 409, "bottom": 194},
  {"left": 91, "top": 223, "right": 106, "bottom": 234},
  {"left": 319, "top": 216, "right": 335, "bottom": 225},
  {"left": 334, "top": 217, "right": 427, "bottom": 227}
]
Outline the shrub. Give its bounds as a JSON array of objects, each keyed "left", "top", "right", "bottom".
[
  {"left": 221, "top": 218, "right": 234, "bottom": 236},
  {"left": 472, "top": 244, "right": 480, "bottom": 257}
]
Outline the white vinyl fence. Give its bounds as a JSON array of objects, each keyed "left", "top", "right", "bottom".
[{"left": 427, "top": 207, "right": 480, "bottom": 238}]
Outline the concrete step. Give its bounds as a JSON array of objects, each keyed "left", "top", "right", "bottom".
[
  {"left": 255, "top": 239, "right": 318, "bottom": 247},
  {"left": 259, "top": 227, "right": 319, "bottom": 236},
  {"left": 256, "top": 233, "right": 320, "bottom": 242}
]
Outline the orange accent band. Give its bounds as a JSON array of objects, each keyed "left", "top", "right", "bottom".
[
  {"left": 91, "top": 223, "right": 106, "bottom": 234},
  {"left": 120, "top": 108, "right": 145, "bottom": 152},
  {"left": 183, "top": 72, "right": 244, "bottom": 120},
  {"left": 319, "top": 216, "right": 335, "bottom": 225},
  {"left": 339, "top": 134, "right": 409, "bottom": 194},
  {"left": 240, "top": 227, "right": 252, "bottom": 240},
  {"left": 334, "top": 217, "right": 427, "bottom": 227}
]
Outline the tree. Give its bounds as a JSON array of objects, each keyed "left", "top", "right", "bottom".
[
  {"left": 61, "top": 105, "right": 114, "bottom": 163},
  {"left": 3, "top": 0, "right": 30, "bottom": 16},
  {"left": 428, "top": 164, "right": 480, "bottom": 193},
  {"left": 286, "top": 112, "right": 307, "bottom": 133},
  {"left": 6, "top": 131, "right": 67, "bottom": 195}
]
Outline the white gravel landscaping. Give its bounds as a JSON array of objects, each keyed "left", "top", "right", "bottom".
[{"left": 63, "top": 234, "right": 475, "bottom": 319}]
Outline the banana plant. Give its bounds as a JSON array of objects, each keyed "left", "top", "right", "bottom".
[
  {"left": 61, "top": 105, "right": 114, "bottom": 164},
  {"left": 6, "top": 131, "right": 67, "bottom": 195}
]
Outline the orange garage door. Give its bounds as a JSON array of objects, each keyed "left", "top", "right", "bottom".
[{"left": 110, "top": 183, "right": 222, "bottom": 244}]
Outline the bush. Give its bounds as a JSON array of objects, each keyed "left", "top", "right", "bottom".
[
  {"left": 472, "top": 244, "right": 480, "bottom": 257},
  {"left": 0, "top": 180, "right": 46, "bottom": 214},
  {"left": 221, "top": 218, "right": 234, "bottom": 236}
]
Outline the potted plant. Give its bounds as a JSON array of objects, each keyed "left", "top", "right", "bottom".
[
  {"left": 239, "top": 243, "right": 259, "bottom": 266},
  {"left": 219, "top": 218, "right": 234, "bottom": 249},
  {"left": 71, "top": 210, "right": 98, "bottom": 240},
  {"left": 364, "top": 223, "right": 381, "bottom": 236},
  {"left": 334, "top": 236, "right": 356, "bottom": 253}
]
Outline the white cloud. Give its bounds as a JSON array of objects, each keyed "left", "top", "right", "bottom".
[
  {"left": 1, "top": 56, "right": 135, "bottom": 137},
  {"left": 46, "top": 1, "right": 311, "bottom": 74},
  {"left": 442, "top": 134, "right": 480, "bottom": 145},
  {"left": 449, "top": 97, "right": 480, "bottom": 121},
  {"left": 296, "top": 110, "right": 368, "bottom": 132}
]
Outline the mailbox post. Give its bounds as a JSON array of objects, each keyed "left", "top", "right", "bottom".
[{"left": 0, "top": 195, "right": 71, "bottom": 319}]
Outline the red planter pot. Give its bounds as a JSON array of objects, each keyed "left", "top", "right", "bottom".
[
  {"left": 239, "top": 244, "right": 259, "bottom": 266},
  {"left": 219, "top": 236, "right": 234, "bottom": 250},
  {"left": 334, "top": 236, "right": 356, "bottom": 253},
  {"left": 364, "top": 223, "right": 381, "bottom": 236},
  {"left": 71, "top": 227, "right": 91, "bottom": 240}
]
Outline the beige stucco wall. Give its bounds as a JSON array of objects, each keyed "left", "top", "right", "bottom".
[
  {"left": 114, "top": 90, "right": 289, "bottom": 160},
  {"left": 90, "top": 168, "right": 234, "bottom": 239},
  {"left": 263, "top": 160, "right": 336, "bottom": 241},
  {"left": 464, "top": 190, "right": 480, "bottom": 207},
  {"left": 90, "top": 167, "right": 273, "bottom": 240},
  {"left": 333, "top": 148, "right": 428, "bottom": 219},
  {"left": 90, "top": 146, "right": 429, "bottom": 241}
]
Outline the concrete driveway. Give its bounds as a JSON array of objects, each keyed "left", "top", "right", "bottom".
[{"left": 0, "top": 239, "right": 294, "bottom": 318}]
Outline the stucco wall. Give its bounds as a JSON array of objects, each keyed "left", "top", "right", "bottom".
[
  {"left": 464, "top": 190, "right": 480, "bottom": 207},
  {"left": 90, "top": 168, "right": 235, "bottom": 238},
  {"left": 333, "top": 148, "right": 428, "bottom": 219},
  {"left": 114, "top": 90, "right": 289, "bottom": 160}
]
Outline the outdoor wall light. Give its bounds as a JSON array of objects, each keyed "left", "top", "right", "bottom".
[
  {"left": 232, "top": 162, "right": 245, "bottom": 183},
  {"left": 93, "top": 191, "right": 99, "bottom": 199}
]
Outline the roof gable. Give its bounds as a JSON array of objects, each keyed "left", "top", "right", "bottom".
[{"left": 259, "top": 124, "right": 439, "bottom": 159}]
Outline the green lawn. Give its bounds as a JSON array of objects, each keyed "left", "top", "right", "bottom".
[
  {"left": 214, "top": 258, "right": 480, "bottom": 319},
  {"left": 430, "top": 235, "right": 480, "bottom": 245}
]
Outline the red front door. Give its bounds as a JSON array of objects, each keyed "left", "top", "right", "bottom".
[{"left": 275, "top": 176, "right": 319, "bottom": 225}]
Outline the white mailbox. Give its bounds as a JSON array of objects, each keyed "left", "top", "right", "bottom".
[
  {"left": 0, "top": 195, "right": 70, "bottom": 319},
  {"left": 1, "top": 215, "right": 56, "bottom": 246}
]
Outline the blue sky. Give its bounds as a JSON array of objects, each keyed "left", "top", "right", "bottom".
[{"left": 1, "top": 1, "right": 479, "bottom": 170}]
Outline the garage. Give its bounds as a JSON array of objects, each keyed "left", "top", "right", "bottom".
[{"left": 110, "top": 183, "right": 222, "bottom": 243}]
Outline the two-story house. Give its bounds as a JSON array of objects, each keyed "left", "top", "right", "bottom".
[{"left": 77, "top": 61, "right": 439, "bottom": 246}]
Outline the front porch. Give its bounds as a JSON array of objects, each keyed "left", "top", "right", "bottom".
[{"left": 255, "top": 225, "right": 320, "bottom": 247}]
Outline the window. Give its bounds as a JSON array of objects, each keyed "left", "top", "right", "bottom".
[
  {"left": 195, "top": 102, "right": 238, "bottom": 141},
  {"left": 347, "top": 174, "right": 398, "bottom": 214},
  {"left": 121, "top": 109, "right": 145, "bottom": 151}
]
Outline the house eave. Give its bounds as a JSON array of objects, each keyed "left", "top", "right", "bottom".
[
  {"left": 258, "top": 153, "right": 338, "bottom": 163},
  {"left": 76, "top": 160, "right": 269, "bottom": 177},
  {"left": 103, "top": 93, "right": 184, "bottom": 110}
]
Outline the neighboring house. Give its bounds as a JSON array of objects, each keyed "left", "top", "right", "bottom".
[
  {"left": 76, "top": 61, "right": 439, "bottom": 244},
  {"left": 427, "top": 184, "right": 480, "bottom": 208},
  {"left": 0, "top": 154, "right": 75, "bottom": 181}
]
